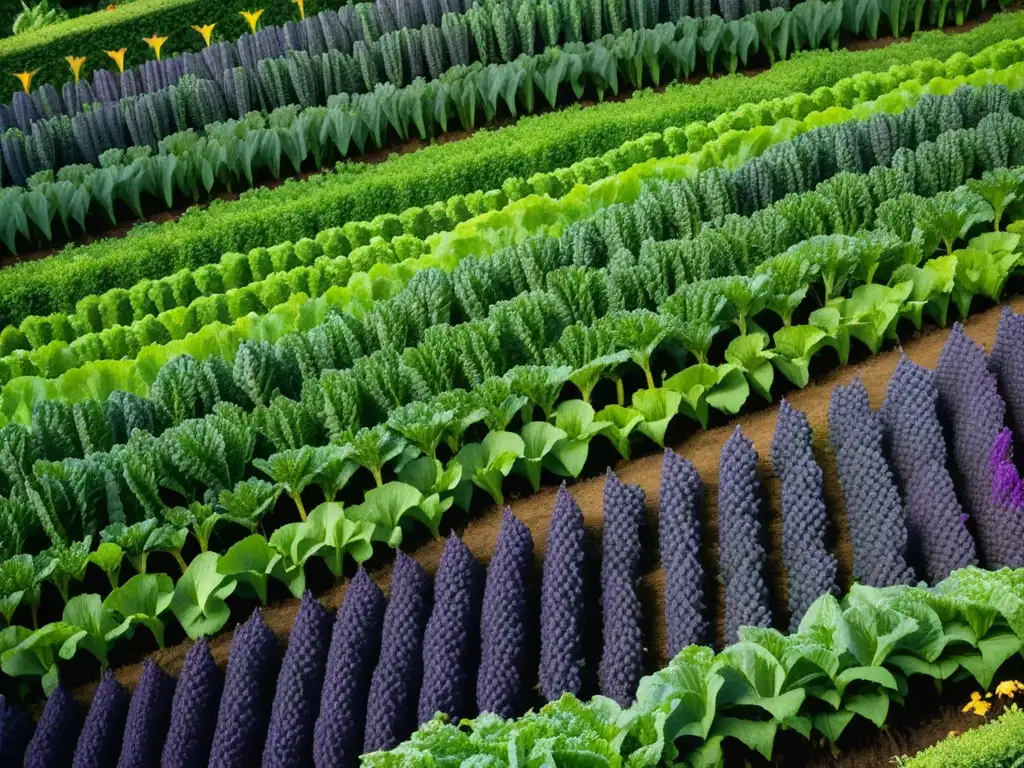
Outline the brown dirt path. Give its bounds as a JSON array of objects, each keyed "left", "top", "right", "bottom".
[{"left": 62, "top": 296, "right": 1024, "bottom": 766}]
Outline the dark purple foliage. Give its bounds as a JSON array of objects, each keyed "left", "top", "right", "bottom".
[
  {"left": 117, "top": 659, "right": 175, "bottom": 768},
  {"left": 208, "top": 609, "right": 281, "bottom": 768},
  {"left": 881, "top": 355, "right": 977, "bottom": 584},
  {"left": 418, "top": 535, "right": 484, "bottom": 724},
  {"left": 599, "top": 469, "right": 646, "bottom": 706},
  {"left": 658, "top": 449, "right": 709, "bottom": 655},
  {"left": 476, "top": 508, "right": 534, "bottom": 718},
  {"left": 771, "top": 401, "right": 839, "bottom": 631},
  {"left": 363, "top": 552, "right": 432, "bottom": 753},
  {"left": 0, "top": 693, "right": 33, "bottom": 762},
  {"left": 24, "top": 685, "right": 83, "bottom": 768},
  {"left": 718, "top": 427, "right": 773, "bottom": 645},
  {"left": 539, "top": 483, "right": 587, "bottom": 701},
  {"left": 72, "top": 671, "right": 129, "bottom": 768},
  {"left": 828, "top": 377, "right": 917, "bottom": 587},
  {"left": 161, "top": 639, "right": 223, "bottom": 768},
  {"left": 991, "top": 428, "right": 1024, "bottom": 512},
  {"left": 936, "top": 324, "right": 1024, "bottom": 567},
  {"left": 313, "top": 569, "right": 386, "bottom": 768},
  {"left": 989, "top": 307, "right": 1024, "bottom": 438},
  {"left": 262, "top": 592, "right": 334, "bottom": 768}
]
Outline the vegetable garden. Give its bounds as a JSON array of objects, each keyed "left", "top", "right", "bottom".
[{"left": 2, "top": 0, "right": 1024, "bottom": 766}]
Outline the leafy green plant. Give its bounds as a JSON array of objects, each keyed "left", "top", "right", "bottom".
[
  {"left": 103, "top": 573, "right": 174, "bottom": 648},
  {"left": 455, "top": 431, "right": 526, "bottom": 507},
  {"left": 514, "top": 421, "right": 567, "bottom": 492},
  {"left": 169, "top": 551, "right": 237, "bottom": 640}
]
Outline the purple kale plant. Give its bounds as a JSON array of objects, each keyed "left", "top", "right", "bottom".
[
  {"left": 161, "top": 638, "right": 223, "bottom": 768},
  {"left": 599, "top": 469, "right": 646, "bottom": 706},
  {"left": 658, "top": 449, "right": 709, "bottom": 655},
  {"left": 313, "top": 569, "right": 386, "bottom": 768},
  {"left": 262, "top": 592, "right": 333, "bottom": 768},
  {"left": 936, "top": 324, "right": 1024, "bottom": 567},
  {"left": 72, "top": 671, "right": 129, "bottom": 768},
  {"left": 24, "top": 685, "right": 83, "bottom": 768},
  {"left": 771, "top": 401, "right": 839, "bottom": 631},
  {"left": 539, "top": 483, "right": 587, "bottom": 701},
  {"left": 418, "top": 535, "right": 484, "bottom": 724},
  {"left": 718, "top": 427, "right": 773, "bottom": 644},
  {"left": 117, "top": 659, "right": 175, "bottom": 768},
  {"left": 990, "top": 428, "right": 1024, "bottom": 512},
  {"left": 476, "top": 508, "right": 534, "bottom": 718},
  {"left": 0, "top": 694, "right": 33, "bottom": 763},
  {"left": 829, "top": 377, "right": 917, "bottom": 587},
  {"left": 881, "top": 355, "right": 977, "bottom": 584},
  {"left": 363, "top": 551, "right": 432, "bottom": 753},
  {"left": 989, "top": 307, "right": 1024, "bottom": 438},
  {"left": 208, "top": 609, "right": 281, "bottom": 768}
]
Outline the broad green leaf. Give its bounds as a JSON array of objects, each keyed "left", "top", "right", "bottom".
[
  {"left": 217, "top": 535, "right": 279, "bottom": 605},
  {"left": 170, "top": 551, "right": 237, "bottom": 640},
  {"left": 514, "top": 421, "right": 568, "bottom": 490},
  {"left": 87, "top": 542, "right": 123, "bottom": 591},
  {"left": 454, "top": 431, "right": 525, "bottom": 508},
  {"left": 595, "top": 405, "right": 643, "bottom": 459},
  {"left": 346, "top": 482, "right": 424, "bottom": 547},
  {"left": 632, "top": 388, "right": 681, "bottom": 447},
  {"left": 103, "top": 573, "right": 174, "bottom": 648}
]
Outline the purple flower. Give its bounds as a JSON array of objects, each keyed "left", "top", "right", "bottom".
[
  {"left": 72, "top": 671, "right": 129, "bottom": 768},
  {"left": 658, "top": 449, "right": 709, "bottom": 655},
  {"left": 117, "top": 659, "right": 175, "bottom": 768},
  {"left": 599, "top": 469, "right": 645, "bottom": 705},
  {"left": 771, "top": 401, "right": 839, "bottom": 631},
  {"left": 208, "top": 609, "right": 281, "bottom": 768},
  {"left": 718, "top": 427, "right": 773, "bottom": 644},
  {"left": 989, "top": 307, "right": 1024, "bottom": 439},
  {"left": 313, "top": 569, "right": 386, "bottom": 768},
  {"left": 477, "top": 509, "right": 534, "bottom": 718},
  {"left": 363, "top": 551, "right": 432, "bottom": 753},
  {"left": 161, "top": 638, "right": 223, "bottom": 768},
  {"left": 881, "top": 355, "right": 977, "bottom": 584},
  {"left": 540, "top": 483, "right": 587, "bottom": 701},
  {"left": 263, "top": 592, "right": 333, "bottom": 768},
  {"left": 24, "top": 685, "right": 83, "bottom": 768},
  {"left": 418, "top": 535, "right": 484, "bottom": 723}
]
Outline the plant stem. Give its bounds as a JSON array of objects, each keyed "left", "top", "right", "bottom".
[
  {"left": 292, "top": 493, "right": 307, "bottom": 522},
  {"left": 172, "top": 551, "right": 187, "bottom": 574}
]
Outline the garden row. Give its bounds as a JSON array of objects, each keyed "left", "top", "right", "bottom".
[
  {"left": 0, "top": 0, "right": 360, "bottom": 102},
  {"left": 3, "top": 479, "right": 1023, "bottom": 765},
  {"left": 0, "top": 9, "right": 1020, "bottom": 324},
  {"left": 0, "top": 62, "right": 1020, "bottom": 418},
  {"left": 0, "top": 1, "right": 908, "bottom": 254},
  {"left": 0, "top": 144, "right": 1021, "bottom": 692},
  {"left": 0, "top": 0, "right": 763, "bottom": 130},
  {"left": 8, "top": 34, "right": 1015, "bottom": 354}
]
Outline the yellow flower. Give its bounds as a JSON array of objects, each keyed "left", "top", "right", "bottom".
[
  {"left": 13, "top": 70, "right": 37, "bottom": 93},
  {"left": 105, "top": 48, "right": 127, "bottom": 73},
  {"left": 192, "top": 24, "right": 215, "bottom": 47},
  {"left": 66, "top": 56, "right": 87, "bottom": 83},
  {"left": 996, "top": 680, "right": 1024, "bottom": 699},
  {"left": 143, "top": 35, "right": 168, "bottom": 61},
  {"left": 963, "top": 691, "right": 992, "bottom": 717},
  {"left": 293, "top": 0, "right": 304, "bottom": 19},
  {"left": 240, "top": 9, "right": 264, "bottom": 34},
  {"left": 105, "top": 3, "right": 116, "bottom": 10},
  {"left": 947, "top": 730, "right": 959, "bottom": 739}
]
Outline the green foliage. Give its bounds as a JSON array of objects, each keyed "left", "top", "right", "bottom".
[
  {"left": 899, "top": 705, "right": 1024, "bottom": 767},
  {"left": 0, "top": 13, "right": 1019, "bottom": 326}
]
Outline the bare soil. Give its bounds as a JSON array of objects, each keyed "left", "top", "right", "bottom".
[
  {"left": 3, "top": 7, "right": 1005, "bottom": 266},
  {"left": 49, "top": 295, "right": 1024, "bottom": 766}
]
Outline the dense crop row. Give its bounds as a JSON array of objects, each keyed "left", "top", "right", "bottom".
[
  {"left": 0, "top": 1, "right": 900, "bottom": 253},
  {"left": 0, "top": 11, "right": 1021, "bottom": 327},
  {"left": 0, "top": 173, "right": 1019, "bottom": 694},
  {"left": 1, "top": 73, "right": 1020, "bottom": 428},
  {"left": 3, "top": 486, "right": 1022, "bottom": 765}
]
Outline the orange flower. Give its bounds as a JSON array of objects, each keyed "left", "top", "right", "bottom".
[
  {"left": 240, "top": 9, "right": 264, "bottom": 34},
  {"left": 13, "top": 70, "right": 37, "bottom": 93},
  {"left": 66, "top": 56, "right": 87, "bottom": 83},
  {"left": 191, "top": 24, "right": 215, "bottom": 47},
  {"left": 293, "top": 0, "right": 305, "bottom": 20},
  {"left": 105, "top": 48, "right": 127, "bottom": 73},
  {"left": 105, "top": 3, "right": 116, "bottom": 10},
  {"left": 143, "top": 35, "right": 168, "bottom": 61},
  {"left": 962, "top": 691, "right": 992, "bottom": 717}
]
